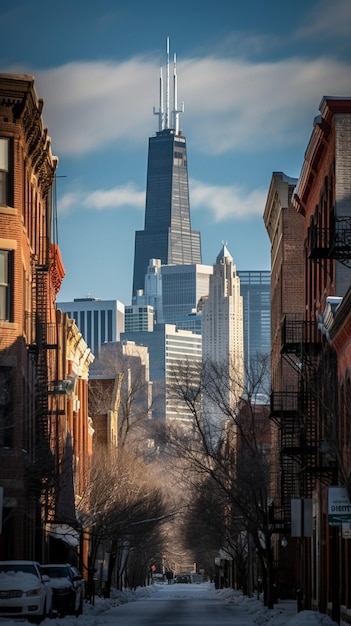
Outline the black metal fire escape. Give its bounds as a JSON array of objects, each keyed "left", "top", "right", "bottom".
[
  {"left": 308, "top": 215, "right": 351, "bottom": 266},
  {"left": 29, "top": 234, "right": 59, "bottom": 524},
  {"left": 270, "top": 213, "right": 351, "bottom": 531},
  {"left": 269, "top": 316, "right": 322, "bottom": 531}
]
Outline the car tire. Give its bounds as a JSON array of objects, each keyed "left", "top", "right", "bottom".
[
  {"left": 76, "top": 594, "right": 83, "bottom": 616},
  {"left": 31, "top": 610, "right": 45, "bottom": 624}
]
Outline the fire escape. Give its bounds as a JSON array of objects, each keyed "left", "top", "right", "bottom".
[
  {"left": 270, "top": 317, "right": 321, "bottom": 531},
  {"left": 308, "top": 215, "right": 351, "bottom": 267},
  {"left": 270, "top": 213, "right": 351, "bottom": 532},
  {"left": 29, "top": 232, "right": 60, "bottom": 525}
]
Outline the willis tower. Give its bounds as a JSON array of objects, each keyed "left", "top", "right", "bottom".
[{"left": 132, "top": 38, "right": 202, "bottom": 298}]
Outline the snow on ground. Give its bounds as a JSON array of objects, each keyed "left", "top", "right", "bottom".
[{"left": 0, "top": 581, "right": 340, "bottom": 626}]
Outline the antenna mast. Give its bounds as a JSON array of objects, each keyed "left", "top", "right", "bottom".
[
  {"left": 153, "top": 37, "right": 184, "bottom": 134},
  {"left": 173, "top": 52, "right": 184, "bottom": 134},
  {"left": 165, "top": 36, "right": 170, "bottom": 129},
  {"left": 153, "top": 64, "right": 164, "bottom": 131}
]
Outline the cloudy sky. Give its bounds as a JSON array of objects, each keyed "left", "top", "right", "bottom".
[{"left": 2, "top": 0, "right": 351, "bottom": 305}]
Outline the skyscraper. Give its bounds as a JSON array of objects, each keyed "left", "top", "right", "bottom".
[
  {"left": 160, "top": 263, "right": 212, "bottom": 325},
  {"left": 202, "top": 243, "right": 244, "bottom": 412},
  {"left": 237, "top": 270, "right": 271, "bottom": 376},
  {"left": 121, "top": 323, "right": 202, "bottom": 421},
  {"left": 132, "top": 38, "right": 201, "bottom": 297}
]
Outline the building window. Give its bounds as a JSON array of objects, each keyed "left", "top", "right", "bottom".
[
  {"left": 0, "top": 138, "right": 11, "bottom": 207},
  {"left": 0, "top": 250, "right": 13, "bottom": 321}
]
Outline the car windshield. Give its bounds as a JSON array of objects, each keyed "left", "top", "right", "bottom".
[
  {"left": 42, "top": 566, "right": 70, "bottom": 578},
  {"left": 0, "top": 564, "right": 37, "bottom": 576}
]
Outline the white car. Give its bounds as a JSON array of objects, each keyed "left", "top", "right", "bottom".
[{"left": 0, "top": 560, "right": 53, "bottom": 622}]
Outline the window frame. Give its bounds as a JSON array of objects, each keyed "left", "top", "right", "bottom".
[
  {"left": 0, "top": 137, "right": 13, "bottom": 208},
  {"left": 0, "top": 249, "right": 14, "bottom": 322}
]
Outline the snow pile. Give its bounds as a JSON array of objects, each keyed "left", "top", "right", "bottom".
[{"left": 214, "top": 587, "right": 338, "bottom": 626}]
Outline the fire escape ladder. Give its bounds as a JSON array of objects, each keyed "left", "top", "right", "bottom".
[
  {"left": 298, "top": 379, "right": 318, "bottom": 498},
  {"left": 270, "top": 391, "right": 301, "bottom": 529},
  {"left": 34, "top": 268, "right": 51, "bottom": 499},
  {"left": 33, "top": 259, "right": 59, "bottom": 522},
  {"left": 273, "top": 316, "right": 323, "bottom": 528}
]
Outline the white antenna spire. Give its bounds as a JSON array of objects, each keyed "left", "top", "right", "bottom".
[
  {"left": 153, "top": 63, "right": 164, "bottom": 131},
  {"left": 173, "top": 52, "right": 184, "bottom": 135},
  {"left": 153, "top": 38, "right": 184, "bottom": 134},
  {"left": 165, "top": 36, "right": 170, "bottom": 129}
]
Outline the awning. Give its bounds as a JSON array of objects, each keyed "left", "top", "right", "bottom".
[{"left": 46, "top": 523, "right": 80, "bottom": 547}]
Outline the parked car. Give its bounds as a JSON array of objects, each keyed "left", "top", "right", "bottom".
[
  {"left": 0, "top": 560, "right": 52, "bottom": 622},
  {"left": 41, "top": 563, "right": 85, "bottom": 616},
  {"left": 174, "top": 574, "right": 191, "bottom": 584}
]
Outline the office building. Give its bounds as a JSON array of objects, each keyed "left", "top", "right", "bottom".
[
  {"left": 126, "top": 259, "right": 163, "bottom": 333},
  {"left": 58, "top": 297, "right": 124, "bottom": 357},
  {"left": 237, "top": 270, "right": 271, "bottom": 392},
  {"left": 124, "top": 303, "right": 155, "bottom": 333},
  {"left": 121, "top": 324, "right": 202, "bottom": 421},
  {"left": 202, "top": 243, "right": 244, "bottom": 412},
  {"left": 161, "top": 263, "right": 212, "bottom": 325},
  {"left": 132, "top": 39, "right": 201, "bottom": 298}
]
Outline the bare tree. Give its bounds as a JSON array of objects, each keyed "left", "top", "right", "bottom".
[
  {"left": 157, "top": 353, "right": 276, "bottom": 606},
  {"left": 77, "top": 447, "right": 169, "bottom": 598},
  {"left": 89, "top": 342, "right": 154, "bottom": 450}
]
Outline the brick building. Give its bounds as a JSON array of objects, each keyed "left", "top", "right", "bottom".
[
  {"left": 292, "top": 96, "right": 351, "bottom": 622},
  {"left": 263, "top": 172, "right": 305, "bottom": 597},
  {"left": 0, "top": 74, "right": 94, "bottom": 569},
  {"left": 265, "top": 97, "right": 351, "bottom": 621}
]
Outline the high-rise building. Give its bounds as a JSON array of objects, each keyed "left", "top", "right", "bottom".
[
  {"left": 121, "top": 323, "right": 202, "bottom": 421},
  {"left": 237, "top": 270, "right": 271, "bottom": 387},
  {"left": 160, "top": 263, "right": 212, "bottom": 325},
  {"left": 202, "top": 243, "right": 244, "bottom": 411},
  {"left": 132, "top": 38, "right": 201, "bottom": 297},
  {"left": 57, "top": 297, "right": 124, "bottom": 357},
  {"left": 124, "top": 303, "right": 155, "bottom": 333}
]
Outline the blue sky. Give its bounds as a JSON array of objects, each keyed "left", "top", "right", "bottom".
[{"left": 2, "top": 0, "right": 351, "bottom": 305}]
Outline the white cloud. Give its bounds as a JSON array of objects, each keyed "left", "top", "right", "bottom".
[
  {"left": 82, "top": 183, "right": 145, "bottom": 210},
  {"left": 58, "top": 183, "right": 145, "bottom": 215},
  {"left": 190, "top": 179, "right": 267, "bottom": 221},
  {"left": 28, "top": 51, "right": 351, "bottom": 161},
  {"left": 58, "top": 177, "right": 265, "bottom": 223}
]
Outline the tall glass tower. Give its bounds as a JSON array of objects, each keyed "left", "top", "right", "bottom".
[{"left": 132, "top": 38, "right": 202, "bottom": 297}]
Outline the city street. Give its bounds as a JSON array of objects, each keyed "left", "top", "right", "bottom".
[
  {"left": 90, "top": 582, "right": 256, "bottom": 626},
  {"left": 0, "top": 580, "right": 338, "bottom": 626}
]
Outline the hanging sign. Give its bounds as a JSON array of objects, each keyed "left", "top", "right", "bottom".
[{"left": 328, "top": 486, "right": 351, "bottom": 525}]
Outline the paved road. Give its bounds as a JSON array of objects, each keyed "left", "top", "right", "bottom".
[{"left": 94, "top": 582, "right": 258, "bottom": 626}]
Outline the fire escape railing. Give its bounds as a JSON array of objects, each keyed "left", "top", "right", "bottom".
[
  {"left": 308, "top": 216, "right": 351, "bottom": 264},
  {"left": 270, "top": 316, "right": 326, "bottom": 530},
  {"left": 28, "top": 235, "right": 60, "bottom": 523}
]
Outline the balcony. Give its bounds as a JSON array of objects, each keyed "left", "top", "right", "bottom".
[
  {"left": 281, "top": 315, "right": 321, "bottom": 357},
  {"left": 270, "top": 391, "right": 300, "bottom": 425},
  {"left": 308, "top": 216, "right": 351, "bottom": 262}
]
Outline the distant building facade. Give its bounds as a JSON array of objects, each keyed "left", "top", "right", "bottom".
[
  {"left": 160, "top": 263, "right": 212, "bottom": 325},
  {"left": 89, "top": 340, "right": 152, "bottom": 450},
  {"left": 121, "top": 323, "right": 202, "bottom": 421},
  {"left": 125, "top": 303, "right": 155, "bottom": 333},
  {"left": 58, "top": 297, "right": 124, "bottom": 356},
  {"left": 237, "top": 270, "right": 271, "bottom": 392}
]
